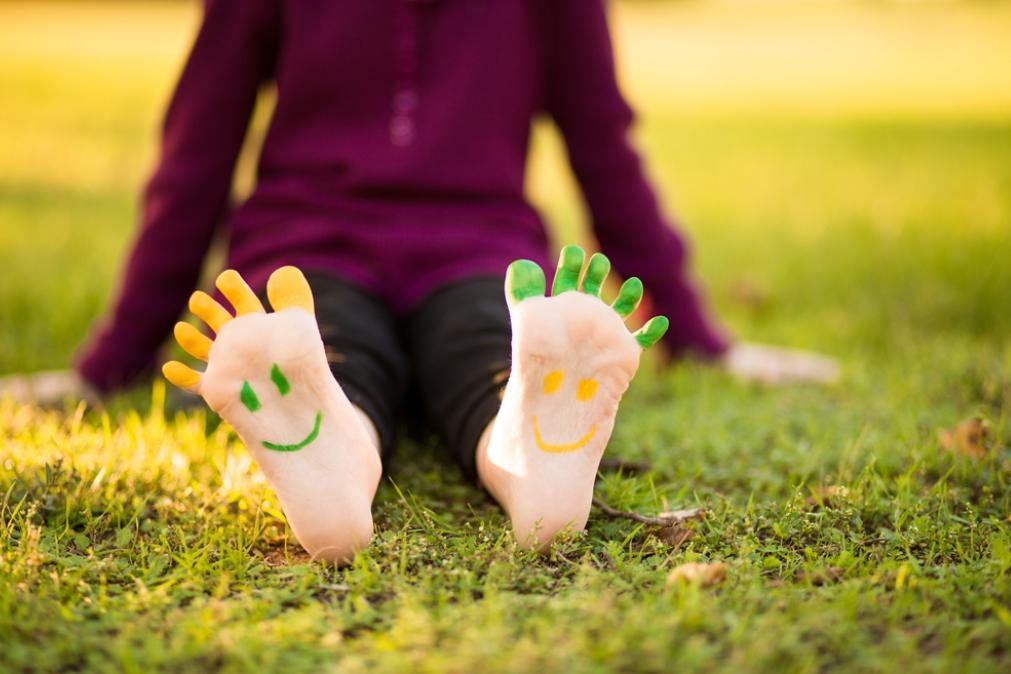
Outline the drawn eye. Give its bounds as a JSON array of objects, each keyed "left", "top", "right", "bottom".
[
  {"left": 240, "top": 381, "right": 261, "bottom": 412},
  {"left": 576, "top": 378, "right": 598, "bottom": 402},
  {"left": 271, "top": 364, "right": 291, "bottom": 395},
  {"left": 240, "top": 365, "right": 291, "bottom": 412},
  {"left": 543, "top": 370, "right": 564, "bottom": 394}
]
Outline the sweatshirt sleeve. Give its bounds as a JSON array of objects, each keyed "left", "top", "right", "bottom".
[
  {"left": 541, "top": 0, "right": 731, "bottom": 358},
  {"left": 76, "top": 0, "right": 279, "bottom": 392}
]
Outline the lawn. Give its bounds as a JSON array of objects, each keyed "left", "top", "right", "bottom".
[{"left": 1, "top": 1, "right": 1010, "bottom": 672}]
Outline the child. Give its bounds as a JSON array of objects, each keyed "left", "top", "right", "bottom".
[{"left": 62, "top": 1, "right": 833, "bottom": 560}]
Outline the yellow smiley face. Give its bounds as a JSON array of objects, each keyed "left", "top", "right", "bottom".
[{"left": 532, "top": 369, "right": 599, "bottom": 453}]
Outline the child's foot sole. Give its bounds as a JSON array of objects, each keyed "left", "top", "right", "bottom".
[
  {"left": 164, "top": 267, "right": 382, "bottom": 563},
  {"left": 478, "top": 246, "right": 667, "bottom": 549}
]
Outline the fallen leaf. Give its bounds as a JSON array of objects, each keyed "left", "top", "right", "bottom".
[
  {"left": 654, "top": 525, "right": 694, "bottom": 549},
  {"left": 666, "top": 562, "right": 727, "bottom": 588},
  {"left": 938, "top": 418, "right": 992, "bottom": 459}
]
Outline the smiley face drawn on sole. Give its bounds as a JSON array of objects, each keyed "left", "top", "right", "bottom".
[
  {"left": 504, "top": 247, "right": 670, "bottom": 458},
  {"left": 531, "top": 369, "right": 599, "bottom": 454},
  {"left": 262, "top": 410, "right": 323, "bottom": 452},
  {"left": 240, "top": 363, "right": 322, "bottom": 452},
  {"left": 164, "top": 266, "right": 329, "bottom": 456},
  {"left": 532, "top": 416, "right": 598, "bottom": 454}
]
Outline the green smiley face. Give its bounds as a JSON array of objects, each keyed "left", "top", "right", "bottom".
[{"left": 240, "top": 364, "right": 322, "bottom": 452}]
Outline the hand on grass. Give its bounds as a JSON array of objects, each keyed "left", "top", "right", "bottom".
[
  {"left": 719, "top": 341, "right": 840, "bottom": 385},
  {"left": 0, "top": 369, "right": 100, "bottom": 407}
]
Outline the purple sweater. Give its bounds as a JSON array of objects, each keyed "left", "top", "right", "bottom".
[{"left": 77, "top": 0, "right": 729, "bottom": 392}]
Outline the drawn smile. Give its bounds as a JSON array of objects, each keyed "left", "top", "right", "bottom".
[
  {"left": 532, "top": 416, "right": 598, "bottom": 454},
  {"left": 261, "top": 411, "right": 323, "bottom": 452}
]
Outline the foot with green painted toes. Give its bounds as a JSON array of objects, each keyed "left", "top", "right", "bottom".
[
  {"left": 477, "top": 245, "right": 668, "bottom": 550},
  {"left": 162, "top": 267, "right": 382, "bottom": 564}
]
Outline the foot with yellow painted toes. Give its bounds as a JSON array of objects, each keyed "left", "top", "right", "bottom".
[
  {"left": 163, "top": 267, "right": 382, "bottom": 564},
  {"left": 477, "top": 245, "right": 669, "bottom": 550}
]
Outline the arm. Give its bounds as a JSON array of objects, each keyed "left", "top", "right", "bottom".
[
  {"left": 541, "top": 0, "right": 730, "bottom": 358},
  {"left": 75, "top": 0, "right": 279, "bottom": 392}
]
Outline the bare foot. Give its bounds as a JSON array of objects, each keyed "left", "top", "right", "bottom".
[
  {"left": 163, "top": 267, "right": 381, "bottom": 563},
  {"left": 478, "top": 246, "right": 668, "bottom": 549}
]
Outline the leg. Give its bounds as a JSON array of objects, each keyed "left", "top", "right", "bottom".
[
  {"left": 478, "top": 246, "right": 668, "bottom": 549},
  {"left": 163, "top": 267, "right": 406, "bottom": 564},
  {"left": 303, "top": 271, "right": 409, "bottom": 461},
  {"left": 405, "top": 277, "right": 511, "bottom": 480}
]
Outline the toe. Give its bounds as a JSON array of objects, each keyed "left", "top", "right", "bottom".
[
  {"left": 174, "top": 322, "right": 211, "bottom": 361},
  {"left": 505, "top": 259, "right": 546, "bottom": 305},
  {"left": 612, "top": 277, "right": 643, "bottom": 318},
  {"left": 580, "top": 253, "right": 610, "bottom": 298},
  {"left": 632, "top": 316, "right": 670, "bottom": 349},
  {"left": 267, "top": 266, "right": 315, "bottom": 316},
  {"left": 189, "top": 291, "right": 233, "bottom": 334},
  {"left": 162, "top": 360, "right": 201, "bottom": 392},
  {"left": 552, "top": 244, "right": 585, "bottom": 296},
  {"left": 216, "top": 269, "right": 265, "bottom": 316}
]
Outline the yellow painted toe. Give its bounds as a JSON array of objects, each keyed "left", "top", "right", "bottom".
[
  {"left": 189, "top": 291, "right": 232, "bottom": 333},
  {"left": 215, "top": 269, "right": 265, "bottom": 316},
  {"left": 162, "top": 360, "right": 201, "bottom": 392},
  {"left": 266, "top": 266, "right": 315, "bottom": 315},
  {"left": 173, "top": 322, "right": 211, "bottom": 361}
]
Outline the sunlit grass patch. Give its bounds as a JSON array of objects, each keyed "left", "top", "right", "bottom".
[{"left": 1, "top": 361, "right": 1008, "bottom": 672}]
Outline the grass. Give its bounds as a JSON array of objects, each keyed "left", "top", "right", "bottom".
[{"left": 1, "top": 1, "right": 1010, "bottom": 672}]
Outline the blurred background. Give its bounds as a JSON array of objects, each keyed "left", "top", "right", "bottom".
[{"left": 1, "top": 0, "right": 1009, "bottom": 381}]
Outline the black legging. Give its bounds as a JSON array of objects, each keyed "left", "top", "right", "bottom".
[{"left": 296, "top": 271, "right": 511, "bottom": 480}]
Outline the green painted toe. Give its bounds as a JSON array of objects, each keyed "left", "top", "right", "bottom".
[
  {"left": 552, "top": 244, "right": 585, "bottom": 296},
  {"left": 612, "top": 277, "right": 643, "bottom": 317},
  {"left": 509, "top": 245, "right": 667, "bottom": 350},
  {"left": 581, "top": 253, "right": 610, "bottom": 297},
  {"left": 633, "top": 316, "right": 669, "bottom": 349},
  {"left": 505, "top": 259, "right": 546, "bottom": 304}
]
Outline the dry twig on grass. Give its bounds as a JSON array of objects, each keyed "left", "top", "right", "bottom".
[
  {"left": 593, "top": 498, "right": 704, "bottom": 549},
  {"left": 592, "top": 498, "right": 705, "bottom": 527}
]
